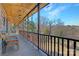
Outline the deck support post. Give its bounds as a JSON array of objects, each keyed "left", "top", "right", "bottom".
[{"left": 37, "top": 3, "right": 40, "bottom": 50}]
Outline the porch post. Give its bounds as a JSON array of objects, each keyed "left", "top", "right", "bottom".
[
  {"left": 38, "top": 3, "right": 40, "bottom": 50},
  {"left": 5, "top": 18, "right": 8, "bottom": 33}
]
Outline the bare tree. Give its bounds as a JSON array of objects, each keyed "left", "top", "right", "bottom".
[
  {"left": 53, "top": 18, "right": 65, "bottom": 36},
  {"left": 48, "top": 19, "right": 55, "bottom": 35},
  {"left": 40, "top": 16, "right": 49, "bottom": 34}
]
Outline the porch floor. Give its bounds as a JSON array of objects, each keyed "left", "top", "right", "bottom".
[{"left": 0, "top": 33, "right": 46, "bottom": 56}]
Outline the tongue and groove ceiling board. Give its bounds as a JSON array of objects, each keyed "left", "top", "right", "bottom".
[
  {"left": 0, "top": 3, "right": 47, "bottom": 25},
  {"left": 2, "top": 3, "right": 36, "bottom": 25}
]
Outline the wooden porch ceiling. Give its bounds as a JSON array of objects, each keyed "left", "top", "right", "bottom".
[{"left": 1, "top": 3, "right": 47, "bottom": 25}]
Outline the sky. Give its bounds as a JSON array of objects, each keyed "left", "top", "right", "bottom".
[{"left": 29, "top": 3, "right": 79, "bottom": 26}]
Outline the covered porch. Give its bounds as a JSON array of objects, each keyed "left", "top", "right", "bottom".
[{"left": 0, "top": 3, "right": 79, "bottom": 56}]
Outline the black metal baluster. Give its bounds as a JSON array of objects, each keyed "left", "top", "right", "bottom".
[
  {"left": 58, "top": 38, "right": 59, "bottom": 56},
  {"left": 48, "top": 35, "right": 49, "bottom": 55},
  {"left": 46, "top": 36, "right": 47, "bottom": 53},
  {"left": 44, "top": 36, "right": 46, "bottom": 51},
  {"left": 50, "top": 36, "right": 52, "bottom": 56},
  {"left": 67, "top": 40, "right": 69, "bottom": 56},
  {"left": 43, "top": 36, "right": 44, "bottom": 50},
  {"left": 54, "top": 37, "right": 56, "bottom": 56},
  {"left": 44, "top": 36, "right": 45, "bottom": 51},
  {"left": 42, "top": 35, "right": 43, "bottom": 50},
  {"left": 62, "top": 38, "right": 64, "bottom": 56},
  {"left": 73, "top": 41, "right": 76, "bottom": 56},
  {"left": 43, "top": 35, "right": 44, "bottom": 50},
  {"left": 39, "top": 35, "right": 41, "bottom": 48},
  {"left": 40, "top": 35, "right": 42, "bottom": 49}
]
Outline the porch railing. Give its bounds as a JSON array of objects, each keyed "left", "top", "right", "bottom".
[{"left": 19, "top": 30, "right": 79, "bottom": 56}]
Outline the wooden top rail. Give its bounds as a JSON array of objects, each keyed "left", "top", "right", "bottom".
[{"left": 25, "top": 31, "right": 79, "bottom": 42}]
